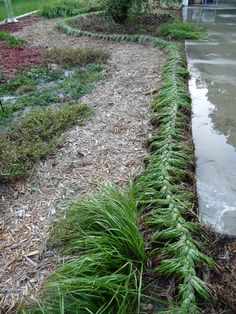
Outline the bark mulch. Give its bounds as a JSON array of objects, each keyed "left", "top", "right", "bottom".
[
  {"left": 0, "top": 42, "right": 41, "bottom": 79},
  {"left": 0, "top": 16, "right": 43, "bottom": 80}
]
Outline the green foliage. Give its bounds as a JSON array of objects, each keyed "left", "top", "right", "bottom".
[
  {"left": 0, "top": 31, "right": 26, "bottom": 46},
  {"left": 102, "top": 0, "right": 148, "bottom": 23},
  {"left": 0, "top": 66, "right": 62, "bottom": 96},
  {"left": 0, "top": 104, "right": 91, "bottom": 182},
  {"left": 102, "top": 0, "right": 131, "bottom": 23},
  {"left": 21, "top": 185, "right": 145, "bottom": 314},
  {"left": 40, "top": 0, "right": 102, "bottom": 19},
  {"left": 158, "top": 19, "right": 206, "bottom": 40},
  {"left": 0, "top": 64, "right": 103, "bottom": 125}
]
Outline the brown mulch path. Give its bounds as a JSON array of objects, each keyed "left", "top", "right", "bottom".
[{"left": 0, "top": 17, "right": 165, "bottom": 312}]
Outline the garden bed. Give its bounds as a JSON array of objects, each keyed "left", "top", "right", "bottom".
[
  {"left": 0, "top": 14, "right": 165, "bottom": 312},
  {"left": 0, "top": 16, "right": 43, "bottom": 80},
  {"left": 71, "top": 12, "right": 171, "bottom": 36},
  {"left": 1, "top": 7, "right": 235, "bottom": 314}
]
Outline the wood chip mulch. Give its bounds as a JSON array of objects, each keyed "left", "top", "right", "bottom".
[{"left": 0, "top": 42, "right": 42, "bottom": 79}]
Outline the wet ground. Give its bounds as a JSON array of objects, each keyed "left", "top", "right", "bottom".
[{"left": 185, "top": 5, "right": 236, "bottom": 236}]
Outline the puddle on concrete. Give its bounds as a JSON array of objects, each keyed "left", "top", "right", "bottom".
[{"left": 185, "top": 6, "right": 236, "bottom": 235}]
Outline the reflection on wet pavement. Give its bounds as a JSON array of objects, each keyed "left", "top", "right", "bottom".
[{"left": 185, "top": 6, "right": 236, "bottom": 235}]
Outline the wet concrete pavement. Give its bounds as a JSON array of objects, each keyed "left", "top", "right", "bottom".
[{"left": 185, "top": 6, "right": 236, "bottom": 235}]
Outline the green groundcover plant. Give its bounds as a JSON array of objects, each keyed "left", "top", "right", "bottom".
[
  {"left": 0, "top": 47, "right": 108, "bottom": 182},
  {"left": 0, "top": 31, "right": 26, "bottom": 46},
  {"left": 20, "top": 184, "right": 146, "bottom": 313}
]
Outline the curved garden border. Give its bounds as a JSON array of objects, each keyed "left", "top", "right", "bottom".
[{"left": 33, "top": 12, "right": 213, "bottom": 313}]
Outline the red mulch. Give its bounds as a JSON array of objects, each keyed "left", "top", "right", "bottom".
[
  {"left": 0, "top": 15, "right": 42, "bottom": 33},
  {"left": 0, "top": 42, "right": 42, "bottom": 80},
  {"left": 0, "top": 15, "right": 43, "bottom": 80}
]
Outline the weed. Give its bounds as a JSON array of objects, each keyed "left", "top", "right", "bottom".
[
  {"left": 0, "top": 31, "right": 26, "bottom": 46},
  {"left": 1, "top": 64, "right": 103, "bottom": 122},
  {"left": 0, "top": 67, "right": 63, "bottom": 96},
  {"left": 15, "top": 84, "right": 37, "bottom": 95},
  {"left": 0, "top": 103, "right": 92, "bottom": 182}
]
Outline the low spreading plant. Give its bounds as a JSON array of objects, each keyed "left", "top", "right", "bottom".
[
  {"left": 0, "top": 31, "right": 26, "bottom": 46},
  {"left": 102, "top": 0, "right": 149, "bottom": 23},
  {"left": 0, "top": 66, "right": 62, "bottom": 96},
  {"left": 40, "top": 0, "right": 102, "bottom": 18},
  {"left": 21, "top": 185, "right": 145, "bottom": 313},
  {"left": 0, "top": 103, "right": 91, "bottom": 182},
  {"left": 157, "top": 19, "right": 206, "bottom": 40}
]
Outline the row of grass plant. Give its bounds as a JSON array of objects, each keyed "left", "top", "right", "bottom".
[
  {"left": 21, "top": 13, "right": 213, "bottom": 313},
  {"left": 136, "top": 42, "right": 214, "bottom": 313}
]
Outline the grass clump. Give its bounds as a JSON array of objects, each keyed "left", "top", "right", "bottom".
[
  {"left": 157, "top": 19, "right": 206, "bottom": 40},
  {"left": 0, "top": 103, "right": 91, "bottom": 182},
  {"left": 0, "top": 31, "right": 26, "bottom": 46},
  {"left": 40, "top": 0, "right": 102, "bottom": 19},
  {"left": 22, "top": 185, "right": 145, "bottom": 313},
  {"left": 0, "top": 47, "right": 108, "bottom": 181},
  {"left": 42, "top": 47, "right": 109, "bottom": 67}
]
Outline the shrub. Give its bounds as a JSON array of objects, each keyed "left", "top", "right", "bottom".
[{"left": 40, "top": 0, "right": 102, "bottom": 18}]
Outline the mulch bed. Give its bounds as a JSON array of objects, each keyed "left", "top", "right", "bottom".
[
  {"left": 0, "top": 15, "right": 42, "bottom": 33},
  {"left": 0, "top": 16, "right": 42, "bottom": 80}
]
